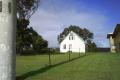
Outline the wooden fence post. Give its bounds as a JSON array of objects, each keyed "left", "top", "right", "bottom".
[
  {"left": 69, "top": 51, "right": 70, "bottom": 61},
  {"left": 69, "top": 48, "right": 71, "bottom": 61},
  {"left": 79, "top": 48, "right": 80, "bottom": 57},
  {"left": 49, "top": 48, "right": 51, "bottom": 66}
]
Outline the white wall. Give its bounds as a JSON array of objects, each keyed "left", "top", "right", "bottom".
[{"left": 60, "top": 31, "right": 85, "bottom": 53}]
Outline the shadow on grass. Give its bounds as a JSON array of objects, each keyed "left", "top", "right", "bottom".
[{"left": 16, "top": 54, "right": 89, "bottom": 80}]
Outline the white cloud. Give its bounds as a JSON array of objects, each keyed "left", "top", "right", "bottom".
[{"left": 30, "top": 9, "right": 110, "bottom": 47}]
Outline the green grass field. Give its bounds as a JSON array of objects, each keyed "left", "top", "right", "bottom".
[{"left": 16, "top": 53, "right": 120, "bottom": 80}]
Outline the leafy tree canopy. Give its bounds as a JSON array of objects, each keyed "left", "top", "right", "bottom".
[
  {"left": 16, "top": 0, "right": 48, "bottom": 54},
  {"left": 58, "top": 25, "right": 93, "bottom": 43},
  {"left": 17, "top": 0, "right": 40, "bottom": 20}
]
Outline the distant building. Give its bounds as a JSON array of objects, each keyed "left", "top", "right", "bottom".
[
  {"left": 107, "top": 24, "right": 120, "bottom": 53},
  {"left": 60, "top": 31, "right": 85, "bottom": 53}
]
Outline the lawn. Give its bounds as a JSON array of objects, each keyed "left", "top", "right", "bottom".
[{"left": 16, "top": 53, "right": 120, "bottom": 80}]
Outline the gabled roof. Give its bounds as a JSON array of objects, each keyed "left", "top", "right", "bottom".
[
  {"left": 60, "top": 31, "right": 85, "bottom": 44},
  {"left": 113, "top": 24, "right": 120, "bottom": 37},
  {"left": 70, "top": 31, "right": 85, "bottom": 42},
  {"left": 107, "top": 24, "right": 120, "bottom": 38}
]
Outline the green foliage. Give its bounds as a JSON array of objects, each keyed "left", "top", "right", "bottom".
[
  {"left": 16, "top": 20, "right": 48, "bottom": 54},
  {"left": 17, "top": 19, "right": 31, "bottom": 53},
  {"left": 58, "top": 25, "right": 96, "bottom": 52},
  {"left": 86, "top": 40, "right": 97, "bottom": 52},
  {"left": 49, "top": 48, "right": 60, "bottom": 53},
  {"left": 58, "top": 25, "right": 93, "bottom": 43},
  {"left": 16, "top": 0, "right": 48, "bottom": 54},
  {"left": 33, "top": 36, "right": 48, "bottom": 50},
  {"left": 17, "top": 0, "right": 40, "bottom": 19}
]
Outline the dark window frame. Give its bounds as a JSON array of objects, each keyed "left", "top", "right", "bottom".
[
  {"left": 69, "top": 35, "right": 74, "bottom": 40},
  {"left": 0, "top": 1, "right": 2, "bottom": 12},
  {"left": 69, "top": 36, "right": 71, "bottom": 40},
  {"left": 63, "top": 44, "right": 66, "bottom": 49},
  {"left": 8, "top": 2, "right": 12, "bottom": 13}
]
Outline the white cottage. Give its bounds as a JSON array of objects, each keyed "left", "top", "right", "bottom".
[{"left": 60, "top": 31, "right": 85, "bottom": 53}]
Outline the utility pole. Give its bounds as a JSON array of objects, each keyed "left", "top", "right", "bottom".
[{"left": 0, "top": 0, "right": 16, "bottom": 80}]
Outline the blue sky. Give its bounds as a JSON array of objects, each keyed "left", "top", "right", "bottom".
[{"left": 30, "top": 0, "right": 120, "bottom": 48}]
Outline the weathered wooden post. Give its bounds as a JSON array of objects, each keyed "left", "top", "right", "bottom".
[
  {"left": 0, "top": 0, "right": 16, "bottom": 80},
  {"left": 49, "top": 52, "right": 51, "bottom": 66},
  {"left": 79, "top": 48, "right": 80, "bottom": 57},
  {"left": 48, "top": 48, "right": 51, "bottom": 66},
  {"left": 69, "top": 48, "right": 70, "bottom": 61}
]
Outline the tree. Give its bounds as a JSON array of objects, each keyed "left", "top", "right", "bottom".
[
  {"left": 16, "top": 0, "right": 48, "bottom": 54},
  {"left": 17, "top": 25, "right": 48, "bottom": 54},
  {"left": 58, "top": 25, "right": 97, "bottom": 52},
  {"left": 16, "top": 19, "right": 31, "bottom": 53},
  {"left": 17, "top": 0, "right": 40, "bottom": 20},
  {"left": 58, "top": 25, "right": 93, "bottom": 43},
  {"left": 33, "top": 36, "right": 48, "bottom": 51},
  {"left": 86, "top": 40, "right": 97, "bottom": 52}
]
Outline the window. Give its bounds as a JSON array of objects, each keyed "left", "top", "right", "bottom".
[
  {"left": 8, "top": 2, "right": 11, "bottom": 13},
  {"left": 69, "top": 36, "right": 71, "bottom": 40},
  {"left": 69, "top": 35, "right": 74, "bottom": 40},
  {"left": 63, "top": 44, "right": 66, "bottom": 49},
  {"left": 0, "top": 1, "right": 2, "bottom": 12},
  {"left": 72, "top": 36, "right": 74, "bottom": 40}
]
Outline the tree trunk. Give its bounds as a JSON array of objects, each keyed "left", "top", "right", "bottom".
[{"left": 0, "top": 0, "right": 16, "bottom": 80}]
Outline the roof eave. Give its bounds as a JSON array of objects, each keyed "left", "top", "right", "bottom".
[{"left": 112, "top": 24, "right": 120, "bottom": 37}]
